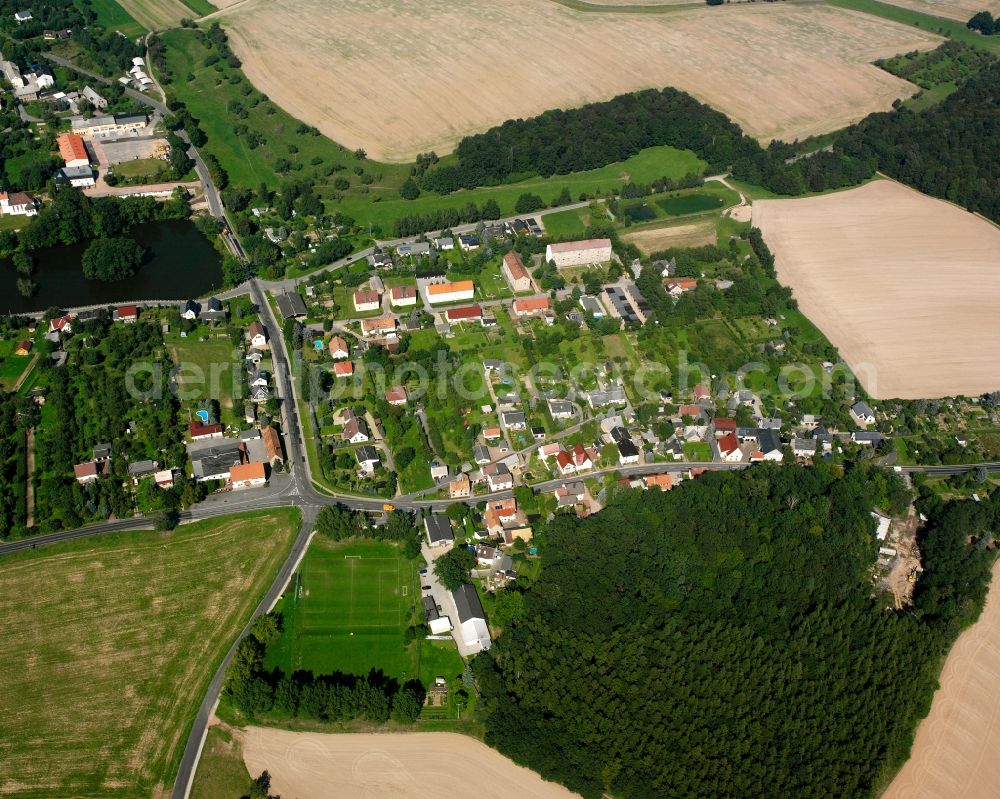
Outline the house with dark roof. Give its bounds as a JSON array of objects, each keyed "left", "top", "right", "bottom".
[
  {"left": 275, "top": 292, "right": 307, "bottom": 319},
  {"left": 452, "top": 583, "right": 491, "bottom": 651},
  {"left": 201, "top": 297, "right": 227, "bottom": 322},
  {"left": 424, "top": 514, "right": 454, "bottom": 548},
  {"left": 355, "top": 445, "right": 380, "bottom": 473}
]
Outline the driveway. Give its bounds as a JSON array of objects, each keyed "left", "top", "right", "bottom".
[{"left": 420, "top": 541, "right": 482, "bottom": 659}]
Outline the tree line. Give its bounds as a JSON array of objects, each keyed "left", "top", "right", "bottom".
[
  {"left": 418, "top": 88, "right": 874, "bottom": 197},
  {"left": 472, "top": 464, "right": 997, "bottom": 799},
  {"left": 837, "top": 59, "right": 1000, "bottom": 224}
]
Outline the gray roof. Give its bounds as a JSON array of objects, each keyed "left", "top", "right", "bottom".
[
  {"left": 757, "top": 429, "right": 782, "bottom": 455},
  {"left": 473, "top": 444, "right": 491, "bottom": 464},
  {"left": 547, "top": 399, "right": 575, "bottom": 416},
  {"left": 791, "top": 438, "right": 815, "bottom": 451},
  {"left": 422, "top": 595, "right": 440, "bottom": 621},
  {"left": 191, "top": 442, "right": 244, "bottom": 480},
  {"left": 587, "top": 387, "right": 627, "bottom": 407},
  {"left": 424, "top": 514, "right": 454, "bottom": 544},
  {"left": 501, "top": 410, "right": 526, "bottom": 426},
  {"left": 60, "top": 165, "right": 94, "bottom": 179},
  {"left": 853, "top": 431, "right": 884, "bottom": 443},
  {"left": 275, "top": 292, "right": 307, "bottom": 318},
  {"left": 127, "top": 459, "right": 156, "bottom": 477},
  {"left": 355, "top": 445, "right": 380, "bottom": 464},
  {"left": 452, "top": 582, "right": 486, "bottom": 624},
  {"left": 852, "top": 401, "right": 874, "bottom": 418}
]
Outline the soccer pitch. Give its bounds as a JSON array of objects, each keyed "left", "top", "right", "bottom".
[{"left": 270, "top": 539, "right": 422, "bottom": 679}]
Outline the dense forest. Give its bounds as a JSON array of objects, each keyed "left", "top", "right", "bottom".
[
  {"left": 420, "top": 88, "right": 875, "bottom": 197},
  {"left": 473, "top": 465, "right": 997, "bottom": 799},
  {"left": 838, "top": 59, "right": 1000, "bottom": 223},
  {"left": 0, "top": 390, "right": 34, "bottom": 537}
]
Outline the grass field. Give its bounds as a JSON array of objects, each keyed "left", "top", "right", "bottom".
[
  {"left": 115, "top": 157, "right": 169, "bottom": 178},
  {"left": 265, "top": 538, "right": 422, "bottom": 680},
  {"left": 117, "top": 0, "right": 214, "bottom": 30},
  {"left": 80, "top": 0, "right": 146, "bottom": 36},
  {"left": 220, "top": 0, "right": 938, "bottom": 159},
  {"left": 543, "top": 207, "right": 590, "bottom": 238},
  {"left": 167, "top": 331, "right": 242, "bottom": 422},
  {"left": 190, "top": 727, "right": 252, "bottom": 799},
  {"left": 0, "top": 509, "right": 300, "bottom": 799}
]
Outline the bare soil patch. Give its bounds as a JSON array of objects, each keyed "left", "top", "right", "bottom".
[
  {"left": 882, "top": 560, "right": 1000, "bottom": 799},
  {"left": 220, "top": 0, "right": 937, "bottom": 161},
  {"left": 241, "top": 727, "right": 581, "bottom": 798},
  {"left": 753, "top": 180, "right": 1000, "bottom": 399},
  {"left": 117, "top": 0, "right": 199, "bottom": 29}
]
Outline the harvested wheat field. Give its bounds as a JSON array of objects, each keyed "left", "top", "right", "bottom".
[
  {"left": 220, "top": 0, "right": 937, "bottom": 161},
  {"left": 883, "top": 560, "right": 1000, "bottom": 799},
  {"left": 878, "top": 0, "right": 1000, "bottom": 21},
  {"left": 624, "top": 219, "right": 718, "bottom": 254},
  {"left": 117, "top": 0, "right": 200, "bottom": 29},
  {"left": 0, "top": 509, "right": 299, "bottom": 799},
  {"left": 754, "top": 180, "right": 1000, "bottom": 399},
  {"left": 241, "top": 727, "right": 580, "bottom": 799}
]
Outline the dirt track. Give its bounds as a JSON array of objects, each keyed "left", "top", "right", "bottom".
[
  {"left": 220, "top": 0, "right": 937, "bottom": 161},
  {"left": 241, "top": 727, "right": 580, "bottom": 798},
  {"left": 882, "top": 560, "right": 1000, "bottom": 799},
  {"left": 753, "top": 180, "right": 1000, "bottom": 399}
]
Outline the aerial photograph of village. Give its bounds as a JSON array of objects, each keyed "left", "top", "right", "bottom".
[{"left": 1, "top": 0, "right": 1000, "bottom": 796}]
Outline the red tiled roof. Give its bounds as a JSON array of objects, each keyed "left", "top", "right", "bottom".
[
  {"left": 503, "top": 252, "right": 529, "bottom": 280},
  {"left": 718, "top": 432, "right": 739, "bottom": 454},
  {"left": 446, "top": 304, "right": 483, "bottom": 321}
]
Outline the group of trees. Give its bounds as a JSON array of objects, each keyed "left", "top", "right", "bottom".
[
  {"left": 473, "top": 465, "right": 997, "bottom": 799},
  {"left": 315, "top": 505, "right": 421, "bottom": 558},
  {"left": 392, "top": 198, "right": 502, "bottom": 238},
  {"left": 418, "top": 88, "right": 874, "bottom": 197},
  {"left": 837, "top": 59, "right": 1000, "bottom": 224},
  {"left": 225, "top": 611, "right": 426, "bottom": 724},
  {"left": 967, "top": 10, "right": 999, "bottom": 34},
  {"left": 0, "top": 390, "right": 35, "bottom": 538},
  {"left": 81, "top": 237, "right": 145, "bottom": 281}
]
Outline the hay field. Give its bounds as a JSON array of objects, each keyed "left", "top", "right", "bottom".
[
  {"left": 117, "top": 0, "right": 200, "bottom": 29},
  {"left": 220, "top": 0, "right": 938, "bottom": 162},
  {"left": 241, "top": 727, "right": 581, "bottom": 799},
  {"left": 624, "top": 219, "right": 718, "bottom": 253},
  {"left": 753, "top": 180, "right": 1000, "bottom": 400},
  {"left": 877, "top": 0, "right": 1000, "bottom": 21},
  {"left": 882, "top": 560, "right": 1000, "bottom": 799},
  {"left": 0, "top": 509, "right": 299, "bottom": 799}
]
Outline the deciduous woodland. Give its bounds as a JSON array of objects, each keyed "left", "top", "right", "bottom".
[{"left": 473, "top": 465, "right": 997, "bottom": 799}]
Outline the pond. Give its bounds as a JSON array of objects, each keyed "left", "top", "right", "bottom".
[
  {"left": 657, "top": 192, "right": 725, "bottom": 216},
  {"left": 0, "top": 220, "right": 224, "bottom": 314},
  {"left": 623, "top": 202, "right": 657, "bottom": 223}
]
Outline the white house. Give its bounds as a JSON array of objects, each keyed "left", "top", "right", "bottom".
[
  {"left": 0, "top": 191, "right": 39, "bottom": 216},
  {"left": 424, "top": 515, "right": 454, "bottom": 548},
  {"left": 424, "top": 280, "right": 474, "bottom": 305},
  {"left": 545, "top": 238, "right": 612, "bottom": 268},
  {"left": 483, "top": 463, "right": 514, "bottom": 492},
  {"left": 389, "top": 285, "right": 417, "bottom": 308},
  {"left": 850, "top": 401, "right": 876, "bottom": 427},
  {"left": 353, "top": 289, "right": 381, "bottom": 313},
  {"left": 230, "top": 462, "right": 267, "bottom": 490},
  {"left": 434, "top": 236, "right": 454, "bottom": 251},
  {"left": 14, "top": 10, "right": 33, "bottom": 23},
  {"left": 452, "top": 583, "right": 491, "bottom": 652},
  {"left": 501, "top": 252, "right": 532, "bottom": 293},
  {"left": 718, "top": 433, "right": 743, "bottom": 463}
]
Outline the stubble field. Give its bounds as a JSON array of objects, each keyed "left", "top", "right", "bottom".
[
  {"left": 882, "top": 560, "right": 1000, "bottom": 799},
  {"left": 0, "top": 509, "right": 299, "bottom": 798},
  {"left": 116, "top": 0, "right": 212, "bottom": 29},
  {"left": 241, "top": 727, "right": 581, "bottom": 799},
  {"left": 877, "top": 0, "right": 1000, "bottom": 21},
  {"left": 753, "top": 180, "right": 1000, "bottom": 400},
  {"left": 219, "top": 0, "right": 938, "bottom": 161}
]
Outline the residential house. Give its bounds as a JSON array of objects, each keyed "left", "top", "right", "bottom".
[
  {"left": 57, "top": 133, "right": 90, "bottom": 169},
  {"left": 334, "top": 361, "right": 354, "bottom": 378},
  {"left": 328, "top": 335, "right": 349, "bottom": 359},
  {"left": 512, "top": 295, "right": 551, "bottom": 317},
  {"left": 579, "top": 295, "right": 605, "bottom": 318},
  {"left": 114, "top": 305, "right": 138, "bottom": 323},
  {"left": 458, "top": 233, "right": 480, "bottom": 252},
  {"left": 14, "top": 10, "right": 33, "bottom": 23},
  {"left": 548, "top": 399, "right": 575, "bottom": 420},
  {"left": 501, "top": 410, "right": 526, "bottom": 431},
  {"left": 643, "top": 473, "right": 673, "bottom": 491},
  {"left": 127, "top": 459, "right": 157, "bottom": 483},
  {"left": 181, "top": 299, "right": 200, "bottom": 320},
  {"left": 713, "top": 417, "right": 737, "bottom": 437},
  {"left": 189, "top": 421, "right": 224, "bottom": 441},
  {"left": 555, "top": 481, "right": 587, "bottom": 507},
  {"left": 449, "top": 472, "right": 471, "bottom": 498},
  {"left": 74, "top": 461, "right": 101, "bottom": 484},
  {"left": 0, "top": 191, "right": 40, "bottom": 216},
  {"left": 852, "top": 431, "right": 884, "bottom": 446},
  {"left": 368, "top": 251, "right": 393, "bottom": 269},
  {"left": 718, "top": 432, "right": 742, "bottom": 462},
  {"left": 756, "top": 429, "right": 784, "bottom": 461},
  {"left": 353, "top": 289, "right": 381, "bottom": 313},
  {"left": 666, "top": 279, "right": 698, "bottom": 296},
  {"left": 384, "top": 386, "right": 407, "bottom": 406},
  {"left": 445, "top": 305, "right": 483, "bottom": 324},
  {"left": 230, "top": 461, "right": 267, "bottom": 490},
  {"left": 483, "top": 463, "right": 514, "bottom": 492},
  {"left": 482, "top": 426, "right": 501, "bottom": 441},
  {"left": 154, "top": 469, "right": 175, "bottom": 489},
  {"left": 545, "top": 238, "right": 612, "bottom": 268},
  {"left": 261, "top": 426, "right": 284, "bottom": 464},
  {"left": 191, "top": 441, "right": 245, "bottom": 482},
  {"left": 791, "top": 438, "right": 816, "bottom": 458},
  {"left": 389, "top": 285, "right": 417, "bottom": 308},
  {"left": 360, "top": 316, "right": 397, "bottom": 336},
  {"left": 473, "top": 444, "right": 491, "bottom": 465},
  {"left": 430, "top": 461, "right": 449, "bottom": 481},
  {"left": 201, "top": 297, "right": 227, "bottom": 322},
  {"left": 57, "top": 164, "right": 94, "bottom": 187},
  {"left": 618, "top": 439, "right": 640, "bottom": 465},
  {"left": 434, "top": 236, "right": 454, "bottom": 251},
  {"left": 693, "top": 383, "right": 711, "bottom": 401},
  {"left": 424, "top": 514, "right": 454, "bottom": 548},
  {"left": 355, "top": 445, "right": 380, "bottom": 473},
  {"left": 81, "top": 85, "right": 107, "bottom": 109},
  {"left": 92, "top": 443, "right": 111, "bottom": 462},
  {"left": 425, "top": 280, "right": 474, "bottom": 305},
  {"left": 850, "top": 401, "right": 876, "bottom": 427},
  {"left": 14, "top": 340, "right": 32, "bottom": 356},
  {"left": 395, "top": 241, "right": 430, "bottom": 258},
  {"left": 452, "top": 583, "right": 491, "bottom": 652},
  {"left": 501, "top": 252, "right": 532, "bottom": 293},
  {"left": 585, "top": 387, "right": 627, "bottom": 409},
  {"left": 343, "top": 415, "right": 370, "bottom": 443}
]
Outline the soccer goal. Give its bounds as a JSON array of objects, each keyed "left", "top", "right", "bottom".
[
  {"left": 344, "top": 555, "right": 362, "bottom": 560},
  {"left": 401, "top": 585, "right": 408, "bottom": 597}
]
